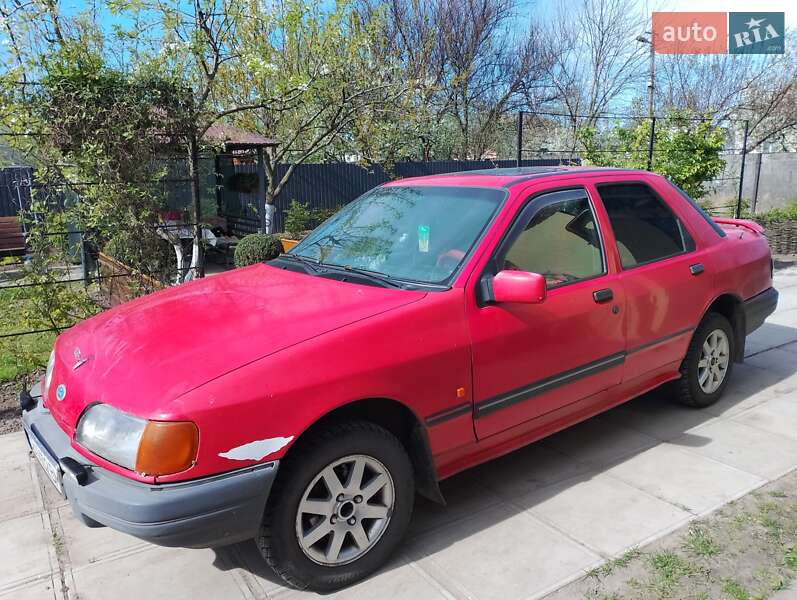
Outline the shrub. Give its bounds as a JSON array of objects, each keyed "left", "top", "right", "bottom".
[
  {"left": 284, "top": 200, "right": 340, "bottom": 237},
  {"left": 103, "top": 228, "right": 176, "bottom": 281},
  {"left": 752, "top": 201, "right": 797, "bottom": 225},
  {"left": 234, "top": 233, "right": 283, "bottom": 267}
]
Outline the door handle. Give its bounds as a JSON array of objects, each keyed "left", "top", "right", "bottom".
[
  {"left": 593, "top": 288, "right": 613, "bottom": 303},
  {"left": 690, "top": 263, "right": 705, "bottom": 276}
]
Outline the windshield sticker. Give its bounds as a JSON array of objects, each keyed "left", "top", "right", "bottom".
[
  {"left": 219, "top": 436, "right": 294, "bottom": 461},
  {"left": 418, "top": 224, "right": 430, "bottom": 253}
]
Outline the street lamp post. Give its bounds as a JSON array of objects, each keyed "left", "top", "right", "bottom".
[{"left": 636, "top": 33, "right": 655, "bottom": 120}]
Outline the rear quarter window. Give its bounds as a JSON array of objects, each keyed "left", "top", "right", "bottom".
[{"left": 667, "top": 180, "right": 727, "bottom": 238}]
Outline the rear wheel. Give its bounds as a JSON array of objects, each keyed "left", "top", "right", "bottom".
[
  {"left": 675, "top": 312, "right": 735, "bottom": 408},
  {"left": 257, "top": 421, "right": 414, "bottom": 592}
]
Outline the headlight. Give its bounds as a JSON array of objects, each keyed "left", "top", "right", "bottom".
[
  {"left": 44, "top": 350, "right": 56, "bottom": 395},
  {"left": 75, "top": 404, "right": 198, "bottom": 476}
]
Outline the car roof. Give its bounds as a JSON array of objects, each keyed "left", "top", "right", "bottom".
[{"left": 383, "top": 166, "right": 650, "bottom": 189}]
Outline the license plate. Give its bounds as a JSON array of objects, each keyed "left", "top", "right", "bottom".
[{"left": 27, "top": 429, "right": 63, "bottom": 496}]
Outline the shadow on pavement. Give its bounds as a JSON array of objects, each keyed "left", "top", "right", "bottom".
[{"left": 211, "top": 322, "right": 797, "bottom": 594}]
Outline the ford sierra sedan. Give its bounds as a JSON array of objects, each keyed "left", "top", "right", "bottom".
[{"left": 21, "top": 167, "right": 777, "bottom": 591}]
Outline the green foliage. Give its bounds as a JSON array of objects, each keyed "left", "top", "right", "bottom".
[
  {"left": 0, "top": 288, "right": 55, "bottom": 383},
  {"left": 283, "top": 200, "right": 339, "bottom": 237},
  {"left": 103, "top": 228, "right": 177, "bottom": 282},
  {"left": 744, "top": 201, "right": 797, "bottom": 225},
  {"left": 721, "top": 579, "right": 751, "bottom": 600},
  {"left": 786, "top": 547, "right": 797, "bottom": 570},
  {"left": 234, "top": 233, "right": 283, "bottom": 267},
  {"left": 580, "top": 111, "right": 726, "bottom": 199},
  {"left": 684, "top": 526, "right": 721, "bottom": 558}
]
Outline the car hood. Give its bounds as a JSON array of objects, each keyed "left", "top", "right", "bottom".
[{"left": 46, "top": 264, "right": 425, "bottom": 432}]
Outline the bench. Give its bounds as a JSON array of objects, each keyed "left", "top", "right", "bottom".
[{"left": 0, "top": 217, "right": 26, "bottom": 257}]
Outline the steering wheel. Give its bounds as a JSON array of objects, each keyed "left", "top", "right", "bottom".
[{"left": 436, "top": 249, "right": 465, "bottom": 268}]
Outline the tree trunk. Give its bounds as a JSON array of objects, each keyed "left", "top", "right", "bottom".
[{"left": 188, "top": 134, "right": 204, "bottom": 279}]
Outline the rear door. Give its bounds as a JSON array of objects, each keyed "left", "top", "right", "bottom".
[
  {"left": 590, "top": 179, "right": 713, "bottom": 379},
  {"left": 467, "top": 187, "right": 626, "bottom": 439}
]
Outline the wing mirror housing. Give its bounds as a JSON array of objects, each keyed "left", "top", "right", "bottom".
[{"left": 490, "top": 270, "right": 546, "bottom": 304}]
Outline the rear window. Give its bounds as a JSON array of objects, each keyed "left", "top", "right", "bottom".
[{"left": 597, "top": 183, "right": 693, "bottom": 269}]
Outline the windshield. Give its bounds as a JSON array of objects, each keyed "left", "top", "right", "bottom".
[{"left": 290, "top": 185, "right": 504, "bottom": 285}]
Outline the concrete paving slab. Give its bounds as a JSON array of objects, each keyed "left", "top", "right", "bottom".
[
  {"left": 703, "top": 364, "right": 780, "bottom": 418},
  {"left": 0, "top": 578, "right": 59, "bottom": 600},
  {"left": 274, "top": 558, "right": 455, "bottom": 600},
  {"left": 0, "top": 513, "right": 56, "bottom": 594},
  {"left": 670, "top": 419, "right": 797, "bottom": 480},
  {"left": 539, "top": 416, "right": 658, "bottom": 468},
  {"left": 518, "top": 474, "right": 691, "bottom": 557},
  {"left": 731, "top": 396, "right": 797, "bottom": 442},
  {"left": 603, "top": 442, "right": 765, "bottom": 514},
  {"left": 0, "top": 454, "right": 42, "bottom": 522},
  {"left": 57, "top": 506, "right": 148, "bottom": 571},
  {"left": 406, "top": 503, "right": 601, "bottom": 600},
  {"left": 601, "top": 391, "right": 718, "bottom": 440},
  {"left": 70, "top": 545, "right": 250, "bottom": 600},
  {"left": 745, "top": 322, "right": 797, "bottom": 356},
  {"left": 0, "top": 431, "right": 31, "bottom": 466},
  {"left": 466, "top": 442, "right": 593, "bottom": 502},
  {"left": 407, "top": 469, "right": 503, "bottom": 539},
  {"left": 744, "top": 348, "right": 797, "bottom": 393}
]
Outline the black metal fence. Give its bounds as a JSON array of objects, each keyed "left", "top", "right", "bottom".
[
  {"left": 0, "top": 166, "right": 33, "bottom": 218},
  {"left": 219, "top": 158, "right": 573, "bottom": 235},
  {"left": 514, "top": 111, "right": 753, "bottom": 217}
]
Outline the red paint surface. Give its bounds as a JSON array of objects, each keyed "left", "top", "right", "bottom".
[{"left": 45, "top": 170, "right": 773, "bottom": 484}]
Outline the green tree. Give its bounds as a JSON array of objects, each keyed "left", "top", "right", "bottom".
[{"left": 580, "top": 111, "right": 726, "bottom": 199}]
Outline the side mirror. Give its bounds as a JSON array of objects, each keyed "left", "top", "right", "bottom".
[{"left": 491, "top": 270, "right": 546, "bottom": 304}]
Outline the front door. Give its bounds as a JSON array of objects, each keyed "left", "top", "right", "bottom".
[{"left": 468, "top": 188, "right": 625, "bottom": 439}]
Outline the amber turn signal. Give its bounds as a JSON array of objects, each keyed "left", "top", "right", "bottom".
[{"left": 135, "top": 421, "right": 199, "bottom": 476}]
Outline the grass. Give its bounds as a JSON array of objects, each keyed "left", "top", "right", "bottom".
[
  {"left": 555, "top": 475, "right": 797, "bottom": 600},
  {"left": 588, "top": 548, "right": 643, "bottom": 579},
  {"left": 786, "top": 547, "right": 797, "bottom": 570},
  {"left": 0, "top": 288, "right": 55, "bottom": 383},
  {"left": 648, "top": 551, "right": 700, "bottom": 596},
  {"left": 684, "top": 525, "right": 721, "bottom": 558},
  {"left": 722, "top": 579, "right": 751, "bottom": 600}
]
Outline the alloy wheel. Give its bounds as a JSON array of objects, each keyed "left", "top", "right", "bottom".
[
  {"left": 697, "top": 328, "right": 730, "bottom": 394},
  {"left": 295, "top": 454, "right": 395, "bottom": 566}
]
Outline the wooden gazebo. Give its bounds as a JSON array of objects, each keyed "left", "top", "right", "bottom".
[{"left": 203, "top": 123, "right": 278, "bottom": 233}]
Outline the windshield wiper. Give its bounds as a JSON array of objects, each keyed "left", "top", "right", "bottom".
[
  {"left": 321, "top": 263, "right": 405, "bottom": 289},
  {"left": 276, "top": 253, "right": 320, "bottom": 273}
]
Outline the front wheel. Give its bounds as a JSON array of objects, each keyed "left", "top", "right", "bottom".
[
  {"left": 257, "top": 421, "right": 414, "bottom": 592},
  {"left": 675, "top": 312, "right": 735, "bottom": 408}
]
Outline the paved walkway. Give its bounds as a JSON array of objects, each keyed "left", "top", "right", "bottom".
[{"left": 2, "top": 267, "right": 797, "bottom": 600}]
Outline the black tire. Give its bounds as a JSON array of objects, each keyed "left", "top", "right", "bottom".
[
  {"left": 675, "top": 312, "right": 735, "bottom": 408},
  {"left": 257, "top": 421, "right": 415, "bottom": 592}
]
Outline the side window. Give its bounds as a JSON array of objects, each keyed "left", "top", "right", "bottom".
[
  {"left": 597, "top": 183, "right": 692, "bottom": 269},
  {"left": 501, "top": 193, "right": 604, "bottom": 288}
]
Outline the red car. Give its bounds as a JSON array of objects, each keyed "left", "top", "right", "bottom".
[{"left": 21, "top": 167, "right": 777, "bottom": 591}]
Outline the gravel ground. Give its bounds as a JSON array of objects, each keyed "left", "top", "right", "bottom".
[{"left": 0, "top": 378, "right": 23, "bottom": 434}]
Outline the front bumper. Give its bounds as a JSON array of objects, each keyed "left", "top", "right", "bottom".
[{"left": 21, "top": 391, "right": 278, "bottom": 548}]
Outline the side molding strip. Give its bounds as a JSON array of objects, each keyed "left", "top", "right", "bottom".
[
  {"left": 626, "top": 326, "right": 694, "bottom": 355},
  {"left": 428, "top": 328, "right": 695, "bottom": 425},
  {"left": 474, "top": 352, "right": 626, "bottom": 418},
  {"left": 425, "top": 403, "right": 472, "bottom": 427}
]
